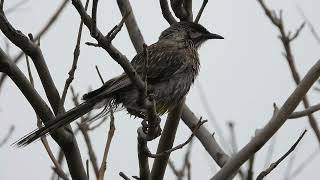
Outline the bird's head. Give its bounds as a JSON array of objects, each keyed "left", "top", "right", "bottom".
[{"left": 159, "top": 21, "right": 224, "bottom": 49}]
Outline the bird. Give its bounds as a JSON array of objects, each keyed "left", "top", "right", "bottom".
[{"left": 15, "top": 21, "right": 223, "bottom": 146}]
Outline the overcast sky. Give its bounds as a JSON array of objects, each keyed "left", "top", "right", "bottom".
[{"left": 1, "top": 0, "right": 320, "bottom": 180}]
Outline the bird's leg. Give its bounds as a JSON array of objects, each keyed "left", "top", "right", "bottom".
[{"left": 141, "top": 94, "right": 162, "bottom": 140}]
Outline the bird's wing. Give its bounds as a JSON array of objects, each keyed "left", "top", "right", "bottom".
[
  {"left": 82, "top": 74, "right": 130, "bottom": 100},
  {"left": 131, "top": 42, "right": 187, "bottom": 82},
  {"left": 83, "top": 42, "right": 187, "bottom": 100}
]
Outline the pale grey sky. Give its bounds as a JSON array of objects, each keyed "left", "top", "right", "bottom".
[{"left": 1, "top": 0, "right": 320, "bottom": 179}]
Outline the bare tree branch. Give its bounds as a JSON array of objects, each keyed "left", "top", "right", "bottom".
[
  {"left": 256, "top": 130, "right": 307, "bottom": 180},
  {"left": 0, "top": 125, "right": 14, "bottom": 147},
  {"left": 196, "top": 81, "right": 229, "bottom": 151},
  {"left": 148, "top": 119, "right": 207, "bottom": 158},
  {"left": 98, "top": 107, "right": 116, "bottom": 180},
  {"left": 150, "top": 98, "right": 185, "bottom": 180},
  {"left": 25, "top": 54, "right": 70, "bottom": 180},
  {"left": 70, "top": 87, "right": 100, "bottom": 179},
  {"left": 59, "top": 0, "right": 89, "bottom": 111},
  {"left": 211, "top": 59, "right": 320, "bottom": 180},
  {"left": 91, "top": 0, "right": 99, "bottom": 37},
  {"left": 4, "top": 0, "right": 30, "bottom": 14},
  {"left": 246, "top": 155, "right": 255, "bottom": 180},
  {"left": 0, "top": 0, "right": 69, "bottom": 92},
  {"left": 257, "top": 0, "right": 320, "bottom": 144},
  {"left": 286, "top": 148, "right": 320, "bottom": 179},
  {"left": 194, "top": 0, "right": 208, "bottom": 23},
  {"left": 71, "top": 0, "right": 146, "bottom": 94},
  {"left": 181, "top": 105, "right": 230, "bottom": 167},
  {"left": 296, "top": 5, "right": 320, "bottom": 45},
  {"left": 159, "top": 0, "right": 177, "bottom": 25},
  {"left": 171, "top": 0, "right": 188, "bottom": 21},
  {"left": 119, "top": 172, "right": 132, "bottom": 180},
  {"left": 0, "top": 4, "right": 88, "bottom": 179},
  {"left": 137, "top": 129, "right": 151, "bottom": 180},
  {"left": 263, "top": 135, "right": 277, "bottom": 168},
  {"left": 289, "top": 103, "right": 320, "bottom": 119},
  {"left": 183, "top": 0, "right": 193, "bottom": 21},
  {"left": 95, "top": 65, "right": 105, "bottom": 84}
]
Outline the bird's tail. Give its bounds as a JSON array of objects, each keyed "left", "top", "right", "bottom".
[{"left": 14, "top": 100, "right": 98, "bottom": 147}]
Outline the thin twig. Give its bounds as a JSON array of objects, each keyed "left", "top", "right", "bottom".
[
  {"left": 91, "top": 0, "right": 98, "bottom": 37},
  {"left": 263, "top": 135, "right": 277, "bottom": 168},
  {"left": 26, "top": 54, "right": 70, "bottom": 180},
  {"left": 211, "top": 59, "right": 320, "bottom": 180},
  {"left": 86, "top": 160, "right": 90, "bottom": 179},
  {"left": 159, "top": 0, "right": 177, "bottom": 24},
  {"left": 70, "top": 87, "right": 100, "bottom": 179},
  {"left": 289, "top": 103, "right": 320, "bottom": 119},
  {"left": 59, "top": 0, "right": 89, "bottom": 111},
  {"left": 137, "top": 129, "right": 151, "bottom": 180},
  {"left": 0, "top": 0, "right": 69, "bottom": 92},
  {"left": 246, "top": 155, "right": 255, "bottom": 180},
  {"left": 181, "top": 105, "right": 230, "bottom": 167},
  {"left": 148, "top": 119, "right": 207, "bottom": 158},
  {"left": 194, "top": 0, "right": 208, "bottom": 23},
  {"left": 0, "top": 125, "right": 14, "bottom": 147},
  {"left": 257, "top": 0, "right": 320, "bottom": 144},
  {"left": 95, "top": 65, "right": 104, "bottom": 84},
  {"left": 296, "top": 5, "right": 320, "bottom": 44},
  {"left": 119, "top": 172, "right": 132, "bottom": 180},
  {"left": 196, "top": 81, "right": 229, "bottom": 151},
  {"left": 227, "top": 121, "right": 238, "bottom": 154},
  {"left": 256, "top": 130, "right": 307, "bottom": 180},
  {"left": 98, "top": 107, "right": 116, "bottom": 180},
  {"left": 4, "top": 0, "right": 30, "bottom": 14},
  {"left": 286, "top": 148, "right": 319, "bottom": 179}
]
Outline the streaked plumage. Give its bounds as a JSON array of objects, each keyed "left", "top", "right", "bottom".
[{"left": 16, "top": 21, "right": 223, "bottom": 146}]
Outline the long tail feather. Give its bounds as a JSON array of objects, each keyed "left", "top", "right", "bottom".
[{"left": 14, "top": 101, "right": 97, "bottom": 147}]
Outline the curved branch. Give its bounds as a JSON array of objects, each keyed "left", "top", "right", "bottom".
[
  {"left": 211, "top": 59, "right": 320, "bottom": 180},
  {"left": 159, "top": 0, "right": 177, "bottom": 24}
]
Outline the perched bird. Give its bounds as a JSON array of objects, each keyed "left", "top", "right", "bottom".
[{"left": 16, "top": 21, "right": 223, "bottom": 146}]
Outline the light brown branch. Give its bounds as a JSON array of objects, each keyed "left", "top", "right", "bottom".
[
  {"left": 289, "top": 103, "right": 320, "bottom": 119},
  {"left": 70, "top": 87, "right": 100, "bottom": 179},
  {"left": 181, "top": 105, "right": 230, "bottom": 167},
  {"left": 148, "top": 119, "right": 207, "bottom": 158},
  {"left": 211, "top": 59, "right": 320, "bottom": 180},
  {"left": 26, "top": 54, "right": 69, "bottom": 180},
  {"left": 257, "top": 0, "right": 320, "bottom": 144},
  {"left": 98, "top": 107, "right": 116, "bottom": 180}
]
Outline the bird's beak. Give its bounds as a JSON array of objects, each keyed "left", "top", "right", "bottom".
[{"left": 205, "top": 33, "right": 224, "bottom": 39}]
